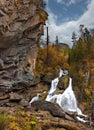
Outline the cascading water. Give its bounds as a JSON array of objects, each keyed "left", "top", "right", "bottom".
[
  {"left": 56, "top": 78, "right": 78, "bottom": 112},
  {"left": 59, "top": 69, "right": 68, "bottom": 78},
  {"left": 49, "top": 78, "right": 59, "bottom": 95},
  {"left": 46, "top": 69, "right": 65, "bottom": 101},
  {"left": 46, "top": 77, "right": 59, "bottom": 101},
  {"left": 29, "top": 93, "right": 40, "bottom": 104},
  {"left": 46, "top": 69, "right": 87, "bottom": 122},
  {"left": 48, "top": 69, "right": 66, "bottom": 95}
]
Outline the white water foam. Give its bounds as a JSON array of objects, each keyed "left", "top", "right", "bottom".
[
  {"left": 29, "top": 93, "right": 40, "bottom": 104},
  {"left": 46, "top": 69, "right": 88, "bottom": 122}
]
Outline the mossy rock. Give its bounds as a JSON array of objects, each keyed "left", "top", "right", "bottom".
[
  {"left": 57, "top": 76, "right": 69, "bottom": 90},
  {"left": 41, "top": 92, "right": 48, "bottom": 100}
]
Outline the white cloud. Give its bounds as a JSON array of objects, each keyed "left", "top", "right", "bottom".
[
  {"left": 43, "top": 0, "right": 94, "bottom": 47},
  {"left": 68, "top": 0, "right": 76, "bottom": 6},
  {"left": 56, "top": 0, "right": 76, "bottom": 6},
  {"left": 78, "top": 0, "right": 94, "bottom": 28},
  {"left": 56, "top": 0, "right": 63, "bottom": 3},
  {"left": 46, "top": 0, "right": 76, "bottom": 6}
]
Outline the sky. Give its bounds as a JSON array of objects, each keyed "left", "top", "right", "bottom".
[{"left": 42, "top": 0, "right": 94, "bottom": 47}]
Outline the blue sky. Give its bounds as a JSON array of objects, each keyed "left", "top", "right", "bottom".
[
  {"left": 43, "top": 0, "right": 94, "bottom": 46},
  {"left": 47, "top": 0, "right": 88, "bottom": 24}
]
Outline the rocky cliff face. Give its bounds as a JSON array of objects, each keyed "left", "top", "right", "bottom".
[{"left": 0, "top": 0, "right": 48, "bottom": 90}]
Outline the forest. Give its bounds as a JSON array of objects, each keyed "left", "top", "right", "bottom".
[{"left": 35, "top": 25, "right": 94, "bottom": 106}]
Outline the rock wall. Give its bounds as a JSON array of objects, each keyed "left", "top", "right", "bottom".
[{"left": 0, "top": 0, "right": 48, "bottom": 90}]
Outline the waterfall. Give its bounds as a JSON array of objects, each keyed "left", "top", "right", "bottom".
[
  {"left": 45, "top": 77, "right": 59, "bottom": 102},
  {"left": 49, "top": 78, "right": 59, "bottom": 95},
  {"left": 59, "top": 69, "right": 68, "bottom": 78},
  {"left": 59, "top": 78, "right": 78, "bottom": 112},
  {"left": 46, "top": 69, "right": 63, "bottom": 101},
  {"left": 46, "top": 69, "right": 87, "bottom": 122},
  {"left": 29, "top": 93, "right": 40, "bottom": 104}
]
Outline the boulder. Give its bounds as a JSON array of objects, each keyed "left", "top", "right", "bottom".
[
  {"left": 9, "top": 92, "right": 23, "bottom": 102},
  {"left": 30, "top": 100, "right": 65, "bottom": 118},
  {"left": 57, "top": 76, "right": 69, "bottom": 90},
  {"left": 20, "top": 99, "right": 29, "bottom": 107}
]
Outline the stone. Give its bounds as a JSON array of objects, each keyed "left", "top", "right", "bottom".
[
  {"left": 57, "top": 76, "right": 69, "bottom": 90},
  {"left": 0, "top": 0, "right": 48, "bottom": 95},
  {"left": 0, "top": 94, "right": 9, "bottom": 100},
  {"left": 20, "top": 99, "right": 29, "bottom": 107},
  {"left": 9, "top": 92, "right": 23, "bottom": 102},
  {"left": 30, "top": 100, "right": 65, "bottom": 118}
]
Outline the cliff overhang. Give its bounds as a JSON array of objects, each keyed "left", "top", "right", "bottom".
[{"left": 0, "top": 0, "right": 48, "bottom": 91}]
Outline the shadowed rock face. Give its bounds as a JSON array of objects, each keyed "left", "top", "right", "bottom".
[{"left": 0, "top": 0, "right": 48, "bottom": 90}]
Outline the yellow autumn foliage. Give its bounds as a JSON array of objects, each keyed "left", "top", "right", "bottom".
[
  {"left": 9, "top": 121, "right": 21, "bottom": 130},
  {"left": 36, "top": 8, "right": 48, "bottom": 20},
  {"left": 0, "top": 109, "right": 39, "bottom": 130},
  {"left": 35, "top": 45, "right": 69, "bottom": 78}
]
